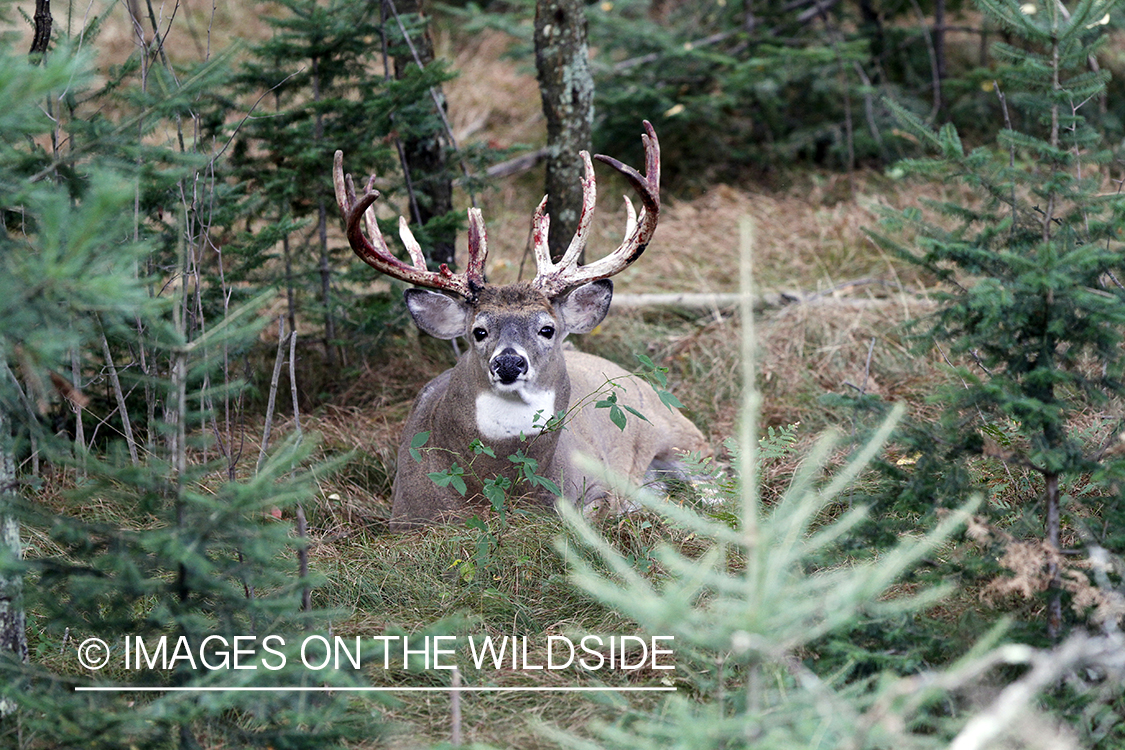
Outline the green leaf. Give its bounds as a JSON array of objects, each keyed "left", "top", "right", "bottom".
[
  {"left": 509, "top": 451, "right": 538, "bottom": 474},
  {"left": 450, "top": 474, "right": 467, "bottom": 496},
  {"left": 595, "top": 392, "right": 619, "bottom": 409},
  {"left": 658, "top": 390, "right": 685, "bottom": 410},
  {"left": 623, "top": 405, "right": 651, "bottom": 423},
  {"left": 532, "top": 475, "right": 563, "bottom": 498},
  {"left": 483, "top": 476, "right": 510, "bottom": 511},
  {"left": 470, "top": 439, "right": 496, "bottom": 458},
  {"left": 459, "top": 560, "right": 475, "bottom": 584},
  {"left": 428, "top": 463, "right": 466, "bottom": 495},
  {"left": 410, "top": 431, "right": 431, "bottom": 462}
]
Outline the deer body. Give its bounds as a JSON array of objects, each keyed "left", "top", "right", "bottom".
[
  {"left": 390, "top": 283, "right": 707, "bottom": 529},
  {"left": 333, "top": 122, "right": 708, "bottom": 529}
]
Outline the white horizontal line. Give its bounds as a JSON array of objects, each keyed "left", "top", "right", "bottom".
[{"left": 74, "top": 686, "right": 676, "bottom": 693}]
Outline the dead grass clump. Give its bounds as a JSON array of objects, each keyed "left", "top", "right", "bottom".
[
  {"left": 470, "top": 168, "right": 941, "bottom": 300},
  {"left": 304, "top": 406, "right": 400, "bottom": 530},
  {"left": 612, "top": 170, "right": 975, "bottom": 300},
  {"left": 327, "top": 335, "right": 454, "bottom": 412},
  {"left": 968, "top": 516, "right": 1125, "bottom": 628},
  {"left": 758, "top": 297, "right": 936, "bottom": 429}
]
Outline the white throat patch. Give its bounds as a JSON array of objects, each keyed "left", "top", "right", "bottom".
[{"left": 475, "top": 387, "right": 556, "bottom": 441}]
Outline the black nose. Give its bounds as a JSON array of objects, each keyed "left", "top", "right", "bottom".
[{"left": 491, "top": 349, "right": 528, "bottom": 384}]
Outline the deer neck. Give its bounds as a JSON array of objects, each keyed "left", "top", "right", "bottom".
[{"left": 443, "top": 352, "right": 571, "bottom": 448}]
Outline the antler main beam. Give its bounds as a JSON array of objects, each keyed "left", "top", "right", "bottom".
[
  {"left": 530, "top": 120, "right": 660, "bottom": 298},
  {"left": 334, "top": 121, "right": 659, "bottom": 302},
  {"left": 333, "top": 150, "right": 487, "bottom": 302}
]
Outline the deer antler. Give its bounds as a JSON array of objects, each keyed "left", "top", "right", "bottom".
[
  {"left": 333, "top": 150, "right": 488, "bottom": 301},
  {"left": 530, "top": 120, "right": 660, "bottom": 298}
]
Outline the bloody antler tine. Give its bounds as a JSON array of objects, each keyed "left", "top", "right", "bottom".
[
  {"left": 531, "top": 196, "right": 551, "bottom": 274},
  {"left": 555, "top": 151, "right": 596, "bottom": 272},
  {"left": 531, "top": 122, "right": 661, "bottom": 297},
  {"left": 334, "top": 150, "right": 484, "bottom": 302},
  {"left": 465, "top": 208, "right": 489, "bottom": 292}
]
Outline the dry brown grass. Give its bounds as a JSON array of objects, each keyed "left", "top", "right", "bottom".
[
  {"left": 2, "top": 1, "right": 281, "bottom": 68},
  {"left": 442, "top": 28, "right": 543, "bottom": 149},
  {"left": 465, "top": 167, "right": 967, "bottom": 294}
]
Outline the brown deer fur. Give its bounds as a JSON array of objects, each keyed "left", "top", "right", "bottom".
[{"left": 390, "top": 281, "right": 708, "bottom": 529}]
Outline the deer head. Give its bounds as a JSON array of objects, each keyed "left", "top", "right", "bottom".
[{"left": 334, "top": 123, "right": 704, "bottom": 528}]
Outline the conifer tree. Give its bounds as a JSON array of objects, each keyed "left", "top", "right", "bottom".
[
  {"left": 0, "top": 8, "right": 384, "bottom": 746},
  {"left": 872, "top": 0, "right": 1125, "bottom": 637},
  {"left": 0, "top": 29, "right": 153, "bottom": 719},
  {"left": 229, "top": 0, "right": 458, "bottom": 362},
  {"left": 552, "top": 223, "right": 1124, "bottom": 749},
  {"left": 546, "top": 221, "right": 982, "bottom": 746}
]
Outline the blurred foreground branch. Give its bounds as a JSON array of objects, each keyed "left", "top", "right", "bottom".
[{"left": 948, "top": 632, "right": 1124, "bottom": 750}]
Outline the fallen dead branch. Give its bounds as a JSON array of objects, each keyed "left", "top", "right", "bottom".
[{"left": 610, "top": 287, "right": 933, "bottom": 312}]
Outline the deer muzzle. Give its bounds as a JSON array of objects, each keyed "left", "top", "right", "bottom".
[{"left": 490, "top": 348, "right": 529, "bottom": 386}]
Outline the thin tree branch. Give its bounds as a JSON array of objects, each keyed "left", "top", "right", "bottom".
[
  {"left": 257, "top": 318, "right": 288, "bottom": 474},
  {"left": 100, "top": 329, "right": 139, "bottom": 465}
]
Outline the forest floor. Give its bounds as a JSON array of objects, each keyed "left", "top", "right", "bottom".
[
  {"left": 12, "top": 6, "right": 1070, "bottom": 747},
  {"left": 280, "top": 27, "right": 994, "bottom": 749}
]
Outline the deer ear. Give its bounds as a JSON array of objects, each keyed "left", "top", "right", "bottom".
[
  {"left": 404, "top": 289, "right": 471, "bottom": 340},
  {"left": 554, "top": 279, "right": 613, "bottom": 334}
]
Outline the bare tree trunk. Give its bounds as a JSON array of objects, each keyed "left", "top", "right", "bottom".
[
  {"left": 29, "top": 0, "right": 52, "bottom": 57},
  {"left": 101, "top": 332, "right": 139, "bottom": 465},
  {"left": 281, "top": 210, "right": 298, "bottom": 336},
  {"left": 933, "top": 0, "right": 947, "bottom": 115},
  {"left": 535, "top": 0, "right": 594, "bottom": 263},
  {"left": 0, "top": 409, "right": 28, "bottom": 717},
  {"left": 311, "top": 55, "right": 337, "bottom": 367},
  {"left": 1045, "top": 471, "right": 1062, "bottom": 639},
  {"left": 391, "top": 0, "right": 456, "bottom": 270}
]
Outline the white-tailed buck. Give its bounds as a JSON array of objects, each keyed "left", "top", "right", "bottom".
[{"left": 333, "top": 122, "right": 707, "bottom": 529}]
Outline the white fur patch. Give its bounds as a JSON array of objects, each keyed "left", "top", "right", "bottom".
[{"left": 475, "top": 387, "right": 556, "bottom": 441}]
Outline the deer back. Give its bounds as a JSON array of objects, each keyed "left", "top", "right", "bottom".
[{"left": 555, "top": 350, "right": 709, "bottom": 516}]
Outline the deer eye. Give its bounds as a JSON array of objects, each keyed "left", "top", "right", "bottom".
[
  {"left": 472, "top": 327, "right": 488, "bottom": 342},
  {"left": 538, "top": 325, "right": 555, "bottom": 340}
]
